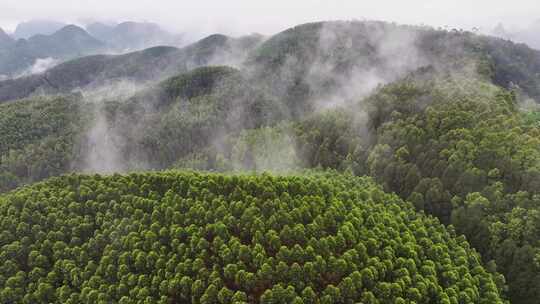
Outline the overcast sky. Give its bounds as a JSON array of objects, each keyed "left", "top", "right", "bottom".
[{"left": 1, "top": 0, "right": 539, "bottom": 36}]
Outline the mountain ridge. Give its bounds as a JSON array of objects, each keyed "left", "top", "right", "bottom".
[
  {"left": 3, "top": 19, "right": 540, "bottom": 303},
  {"left": 0, "top": 20, "right": 187, "bottom": 77},
  {"left": 12, "top": 19, "right": 67, "bottom": 39},
  {"left": 0, "top": 33, "right": 264, "bottom": 101}
]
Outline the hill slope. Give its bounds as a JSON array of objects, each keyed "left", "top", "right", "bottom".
[
  {"left": 86, "top": 21, "right": 182, "bottom": 51},
  {"left": 0, "top": 28, "right": 14, "bottom": 49},
  {"left": 0, "top": 94, "right": 88, "bottom": 192},
  {"left": 361, "top": 76, "right": 540, "bottom": 303},
  {"left": 247, "top": 21, "right": 540, "bottom": 112},
  {"left": 13, "top": 20, "right": 67, "bottom": 39},
  {"left": 159, "top": 72, "right": 540, "bottom": 303},
  {"left": 4, "top": 20, "right": 540, "bottom": 107},
  {"left": 4, "top": 19, "right": 540, "bottom": 303},
  {"left": 0, "top": 171, "right": 505, "bottom": 303},
  {"left": 0, "top": 65, "right": 281, "bottom": 191},
  {"left": 0, "top": 20, "right": 188, "bottom": 77},
  {"left": 0, "top": 25, "right": 105, "bottom": 77},
  {"left": 0, "top": 33, "right": 263, "bottom": 102}
]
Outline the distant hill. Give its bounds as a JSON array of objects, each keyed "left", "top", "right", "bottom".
[
  {"left": 0, "top": 64, "right": 279, "bottom": 189},
  {"left": 491, "top": 20, "right": 540, "bottom": 50},
  {"left": 247, "top": 21, "right": 540, "bottom": 109},
  {"left": 12, "top": 19, "right": 67, "bottom": 39},
  {"left": 24, "top": 25, "right": 104, "bottom": 58},
  {"left": 0, "top": 25, "right": 105, "bottom": 76},
  {"left": 0, "top": 28, "right": 14, "bottom": 49},
  {"left": 3, "top": 19, "right": 540, "bottom": 304},
  {"left": 4, "top": 20, "right": 540, "bottom": 104},
  {"left": 0, "top": 20, "right": 186, "bottom": 77},
  {"left": 0, "top": 33, "right": 264, "bottom": 101},
  {"left": 87, "top": 21, "right": 183, "bottom": 51}
]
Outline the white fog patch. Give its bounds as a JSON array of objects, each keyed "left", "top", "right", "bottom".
[
  {"left": 80, "top": 79, "right": 141, "bottom": 102},
  {"left": 13, "top": 57, "right": 61, "bottom": 78},
  {"left": 308, "top": 21, "right": 429, "bottom": 109},
  {"left": 81, "top": 113, "right": 126, "bottom": 174},
  {"left": 12, "top": 57, "right": 62, "bottom": 80},
  {"left": 60, "top": 20, "right": 489, "bottom": 176},
  {"left": 77, "top": 80, "right": 148, "bottom": 174},
  {"left": 207, "top": 36, "right": 265, "bottom": 69},
  {"left": 30, "top": 57, "right": 60, "bottom": 74},
  {"left": 230, "top": 128, "right": 299, "bottom": 172}
]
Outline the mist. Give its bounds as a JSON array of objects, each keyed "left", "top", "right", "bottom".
[
  {"left": 1, "top": 1, "right": 537, "bottom": 176},
  {"left": 61, "top": 17, "right": 499, "bottom": 175},
  {"left": 15, "top": 57, "right": 61, "bottom": 78},
  {"left": 1, "top": 0, "right": 540, "bottom": 39},
  {"left": 1, "top": 3, "right": 540, "bottom": 303}
]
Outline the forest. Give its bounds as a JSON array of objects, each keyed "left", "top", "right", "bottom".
[
  {"left": 1, "top": 20, "right": 540, "bottom": 303},
  {"left": 0, "top": 172, "right": 505, "bottom": 303}
]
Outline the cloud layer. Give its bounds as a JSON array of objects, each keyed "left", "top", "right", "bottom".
[{"left": 1, "top": 0, "right": 539, "bottom": 36}]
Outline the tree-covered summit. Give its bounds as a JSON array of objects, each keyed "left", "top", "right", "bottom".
[{"left": 0, "top": 171, "right": 504, "bottom": 303}]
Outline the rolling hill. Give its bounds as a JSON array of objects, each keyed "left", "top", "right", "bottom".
[
  {"left": 3, "top": 20, "right": 540, "bottom": 107},
  {"left": 86, "top": 21, "right": 183, "bottom": 51},
  {"left": 0, "top": 171, "right": 505, "bottom": 303},
  {"left": 0, "top": 20, "right": 187, "bottom": 78},
  {"left": 0, "top": 33, "right": 263, "bottom": 102},
  {"left": 0, "top": 28, "right": 14, "bottom": 49},
  {"left": 12, "top": 19, "right": 68, "bottom": 39},
  {"left": 0, "top": 25, "right": 105, "bottom": 77},
  {"left": 3, "top": 19, "right": 540, "bottom": 303}
]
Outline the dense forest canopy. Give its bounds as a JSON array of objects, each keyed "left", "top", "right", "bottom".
[
  {"left": 0, "top": 172, "right": 505, "bottom": 303},
  {"left": 1, "top": 19, "right": 540, "bottom": 303}
]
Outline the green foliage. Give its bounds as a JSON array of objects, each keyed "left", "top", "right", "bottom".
[
  {"left": 0, "top": 171, "right": 504, "bottom": 303},
  {"left": 3, "top": 18, "right": 540, "bottom": 304},
  {"left": 293, "top": 109, "right": 367, "bottom": 173},
  {"left": 0, "top": 95, "right": 87, "bottom": 192},
  {"left": 0, "top": 25, "right": 104, "bottom": 77},
  {"left": 161, "top": 66, "right": 241, "bottom": 103},
  {"left": 363, "top": 77, "right": 540, "bottom": 303},
  {"left": 223, "top": 126, "right": 299, "bottom": 172},
  {"left": 104, "top": 65, "right": 285, "bottom": 169}
]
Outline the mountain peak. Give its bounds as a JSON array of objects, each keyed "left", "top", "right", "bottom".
[
  {"left": 87, "top": 20, "right": 179, "bottom": 51},
  {"left": 0, "top": 27, "right": 14, "bottom": 47},
  {"left": 116, "top": 21, "right": 161, "bottom": 30},
  {"left": 53, "top": 24, "right": 90, "bottom": 37},
  {"left": 13, "top": 19, "right": 66, "bottom": 39}
]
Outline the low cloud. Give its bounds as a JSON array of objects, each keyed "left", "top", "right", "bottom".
[{"left": 15, "top": 57, "right": 60, "bottom": 78}]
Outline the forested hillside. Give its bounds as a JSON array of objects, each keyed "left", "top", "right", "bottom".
[
  {"left": 204, "top": 75, "right": 540, "bottom": 303},
  {"left": 363, "top": 77, "right": 540, "bottom": 303},
  {"left": 0, "top": 20, "right": 188, "bottom": 77},
  {"left": 0, "top": 172, "right": 505, "bottom": 303},
  {"left": 0, "top": 94, "right": 88, "bottom": 192},
  {"left": 4, "top": 21, "right": 540, "bottom": 105},
  {"left": 0, "top": 33, "right": 262, "bottom": 102},
  {"left": 2, "top": 19, "right": 540, "bottom": 303},
  {"left": 0, "top": 25, "right": 105, "bottom": 77}
]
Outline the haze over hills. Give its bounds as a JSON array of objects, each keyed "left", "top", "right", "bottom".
[
  {"left": 86, "top": 21, "right": 183, "bottom": 51},
  {"left": 0, "top": 32, "right": 263, "bottom": 101},
  {"left": 491, "top": 19, "right": 540, "bottom": 50},
  {"left": 0, "top": 20, "right": 186, "bottom": 78},
  {"left": 12, "top": 19, "right": 67, "bottom": 39},
  {"left": 0, "top": 24, "right": 104, "bottom": 77},
  {"left": 0, "top": 27, "right": 14, "bottom": 48},
  {"left": 2, "top": 21, "right": 540, "bottom": 105},
  {"left": 2, "top": 16, "right": 540, "bottom": 304}
]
